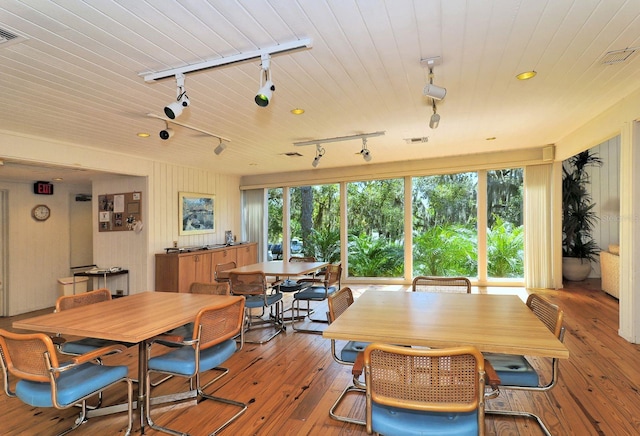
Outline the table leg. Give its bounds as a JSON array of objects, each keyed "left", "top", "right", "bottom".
[{"left": 138, "top": 341, "right": 147, "bottom": 433}]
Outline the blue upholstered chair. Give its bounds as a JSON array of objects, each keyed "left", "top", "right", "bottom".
[
  {"left": 326, "top": 286, "right": 368, "bottom": 425},
  {"left": 229, "top": 270, "right": 284, "bottom": 344},
  {"left": 364, "top": 343, "right": 487, "bottom": 436},
  {"left": 0, "top": 328, "right": 133, "bottom": 436},
  {"left": 484, "top": 293, "right": 565, "bottom": 436},
  {"left": 292, "top": 262, "right": 342, "bottom": 333},
  {"left": 54, "top": 288, "right": 118, "bottom": 356},
  {"left": 145, "top": 296, "right": 247, "bottom": 436}
]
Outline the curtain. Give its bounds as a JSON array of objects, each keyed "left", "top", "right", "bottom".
[
  {"left": 524, "top": 164, "right": 554, "bottom": 288},
  {"left": 242, "top": 189, "right": 266, "bottom": 261}
]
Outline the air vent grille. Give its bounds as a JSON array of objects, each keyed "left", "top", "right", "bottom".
[
  {"left": 0, "top": 28, "right": 19, "bottom": 43},
  {"left": 404, "top": 137, "right": 429, "bottom": 144},
  {"left": 601, "top": 47, "right": 637, "bottom": 65}
]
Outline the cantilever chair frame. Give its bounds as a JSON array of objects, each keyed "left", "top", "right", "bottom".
[
  {"left": 364, "top": 343, "right": 486, "bottom": 436},
  {"left": 229, "top": 270, "right": 285, "bottom": 344},
  {"left": 145, "top": 297, "right": 247, "bottom": 436},
  {"left": 412, "top": 275, "right": 472, "bottom": 293},
  {"left": 326, "top": 286, "right": 367, "bottom": 426},
  {"left": 485, "top": 293, "right": 565, "bottom": 436},
  {"left": 0, "top": 329, "right": 133, "bottom": 436},
  {"left": 292, "top": 262, "right": 342, "bottom": 334}
]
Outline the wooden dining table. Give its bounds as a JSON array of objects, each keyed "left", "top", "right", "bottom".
[
  {"left": 323, "top": 290, "right": 569, "bottom": 358},
  {"left": 13, "top": 291, "right": 237, "bottom": 432},
  {"left": 229, "top": 260, "right": 329, "bottom": 277}
]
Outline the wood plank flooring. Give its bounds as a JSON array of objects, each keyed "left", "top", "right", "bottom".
[{"left": 1, "top": 279, "right": 639, "bottom": 435}]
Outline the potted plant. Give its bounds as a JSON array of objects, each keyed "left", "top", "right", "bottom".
[{"left": 562, "top": 149, "right": 603, "bottom": 281}]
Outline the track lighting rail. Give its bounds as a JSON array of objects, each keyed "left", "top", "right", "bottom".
[{"left": 140, "top": 38, "right": 312, "bottom": 82}]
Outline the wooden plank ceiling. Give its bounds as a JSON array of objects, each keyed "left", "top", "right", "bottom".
[{"left": 0, "top": 0, "right": 638, "bottom": 182}]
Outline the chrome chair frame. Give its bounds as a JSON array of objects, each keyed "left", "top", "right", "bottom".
[
  {"left": 292, "top": 263, "right": 342, "bottom": 334},
  {"left": 229, "top": 270, "right": 285, "bottom": 344},
  {"left": 0, "top": 329, "right": 133, "bottom": 436},
  {"left": 326, "top": 287, "right": 367, "bottom": 425},
  {"left": 484, "top": 293, "right": 565, "bottom": 436},
  {"left": 145, "top": 297, "right": 247, "bottom": 436}
]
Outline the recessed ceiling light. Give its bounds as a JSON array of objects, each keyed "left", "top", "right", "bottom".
[
  {"left": 291, "top": 108, "right": 305, "bottom": 115},
  {"left": 52, "top": 177, "right": 63, "bottom": 181},
  {"left": 516, "top": 71, "right": 536, "bottom": 80},
  {"left": 137, "top": 132, "right": 150, "bottom": 138}
]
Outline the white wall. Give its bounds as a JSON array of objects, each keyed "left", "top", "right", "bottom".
[
  {"left": 0, "top": 179, "right": 90, "bottom": 314},
  {"left": 0, "top": 133, "right": 242, "bottom": 315}
]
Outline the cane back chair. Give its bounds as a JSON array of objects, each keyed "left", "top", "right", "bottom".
[
  {"left": 228, "top": 270, "right": 284, "bottom": 344},
  {"left": 484, "top": 293, "right": 565, "bottom": 436},
  {"left": 0, "top": 329, "right": 133, "bottom": 436},
  {"left": 364, "top": 343, "right": 486, "bottom": 436},
  {"left": 412, "top": 276, "right": 472, "bottom": 293},
  {"left": 292, "top": 262, "right": 342, "bottom": 333},
  {"left": 326, "top": 287, "right": 368, "bottom": 425},
  {"left": 145, "top": 297, "right": 247, "bottom": 436}
]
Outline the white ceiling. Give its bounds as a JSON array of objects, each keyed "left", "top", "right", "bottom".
[{"left": 0, "top": 0, "right": 639, "bottom": 184}]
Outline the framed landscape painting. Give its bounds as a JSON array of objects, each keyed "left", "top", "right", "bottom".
[{"left": 178, "top": 192, "right": 215, "bottom": 235}]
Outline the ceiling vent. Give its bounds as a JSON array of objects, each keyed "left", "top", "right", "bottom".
[
  {"left": 0, "top": 28, "right": 26, "bottom": 47},
  {"left": 601, "top": 47, "right": 638, "bottom": 65},
  {"left": 404, "top": 137, "right": 429, "bottom": 144}
]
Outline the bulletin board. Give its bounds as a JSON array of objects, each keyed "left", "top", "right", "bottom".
[{"left": 98, "top": 192, "right": 142, "bottom": 232}]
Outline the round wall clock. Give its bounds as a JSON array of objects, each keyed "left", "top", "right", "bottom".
[{"left": 31, "top": 204, "right": 51, "bottom": 221}]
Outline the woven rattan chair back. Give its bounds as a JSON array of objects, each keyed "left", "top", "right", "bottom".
[
  {"left": 228, "top": 271, "right": 267, "bottom": 297},
  {"left": 214, "top": 261, "right": 237, "bottom": 283},
  {"left": 526, "top": 294, "right": 564, "bottom": 339},
  {"left": 364, "top": 343, "right": 486, "bottom": 435},
  {"left": 327, "top": 287, "right": 354, "bottom": 324},
  {"left": 55, "top": 288, "right": 111, "bottom": 312},
  {"left": 324, "top": 263, "right": 342, "bottom": 288},
  {"left": 412, "top": 276, "right": 472, "bottom": 293},
  {"left": 0, "top": 330, "right": 58, "bottom": 383},
  {"left": 289, "top": 256, "right": 317, "bottom": 262},
  {"left": 193, "top": 298, "right": 245, "bottom": 349},
  {"left": 189, "top": 281, "right": 230, "bottom": 295}
]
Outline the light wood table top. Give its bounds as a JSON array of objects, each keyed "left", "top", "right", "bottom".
[
  {"left": 13, "top": 291, "right": 239, "bottom": 343},
  {"left": 229, "top": 260, "right": 329, "bottom": 276},
  {"left": 323, "top": 291, "right": 569, "bottom": 359}
]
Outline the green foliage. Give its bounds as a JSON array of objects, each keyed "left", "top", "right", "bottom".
[
  {"left": 562, "top": 150, "right": 602, "bottom": 261},
  {"left": 308, "top": 227, "right": 340, "bottom": 263},
  {"left": 347, "top": 233, "right": 404, "bottom": 277},
  {"left": 413, "top": 225, "right": 477, "bottom": 276},
  {"left": 487, "top": 216, "right": 524, "bottom": 277}
]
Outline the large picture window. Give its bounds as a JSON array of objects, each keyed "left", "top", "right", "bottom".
[
  {"left": 346, "top": 179, "right": 404, "bottom": 278},
  {"left": 412, "top": 173, "right": 478, "bottom": 277}
]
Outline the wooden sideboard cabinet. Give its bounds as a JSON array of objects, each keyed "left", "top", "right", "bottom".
[{"left": 155, "top": 243, "right": 257, "bottom": 293}]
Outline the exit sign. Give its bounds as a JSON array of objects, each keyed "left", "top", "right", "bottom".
[{"left": 34, "top": 181, "right": 54, "bottom": 195}]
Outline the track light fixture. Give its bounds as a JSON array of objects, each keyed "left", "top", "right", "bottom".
[
  {"left": 311, "top": 144, "right": 325, "bottom": 167},
  {"left": 159, "top": 121, "right": 174, "bottom": 140},
  {"left": 429, "top": 100, "right": 440, "bottom": 129},
  {"left": 423, "top": 61, "right": 446, "bottom": 100},
  {"left": 164, "top": 73, "right": 190, "bottom": 119},
  {"left": 294, "top": 131, "right": 384, "bottom": 166},
  {"left": 255, "top": 53, "right": 275, "bottom": 107},
  {"left": 214, "top": 141, "right": 227, "bottom": 155},
  {"left": 360, "top": 138, "right": 372, "bottom": 162}
]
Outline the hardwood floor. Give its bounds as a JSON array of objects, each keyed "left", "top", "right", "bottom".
[{"left": 1, "top": 280, "right": 639, "bottom": 435}]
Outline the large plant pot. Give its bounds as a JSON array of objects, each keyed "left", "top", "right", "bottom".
[{"left": 562, "top": 257, "right": 592, "bottom": 281}]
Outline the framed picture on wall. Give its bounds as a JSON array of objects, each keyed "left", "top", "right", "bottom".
[{"left": 178, "top": 192, "right": 215, "bottom": 235}]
